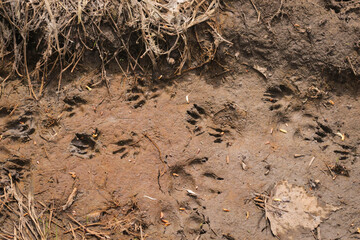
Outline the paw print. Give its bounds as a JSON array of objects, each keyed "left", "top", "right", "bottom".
[
  {"left": 112, "top": 132, "right": 140, "bottom": 159},
  {"left": 126, "top": 86, "right": 146, "bottom": 109},
  {"left": 2, "top": 113, "right": 35, "bottom": 142},
  {"left": 69, "top": 129, "right": 100, "bottom": 159},
  {"left": 186, "top": 103, "right": 242, "bottom": 143}
]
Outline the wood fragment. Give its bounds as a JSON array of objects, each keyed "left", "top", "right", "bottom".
[
  {"left": 322, "top": 161, "right": 336, "bottom": 179},
  {"left": 336, "top": 132, "right": 345, "bottom": 141},
  {"left": 317, "top": 226, "right": 321, "bottom": 240},
  {"left": 279, "top": 129, "right": 287, "bottom": 133},
  {"left": 140, "top": 224, "right": 144, "bottom": 240},
  {"left": 69, "top": 223, "right": 77, "bottom": 240},
  {"left": 62, "top": 188, "right": 77, "bottom": 211},
  {"left": 249, "top": 0, "right": 261, "bottom": 22},
  {"left": 241, "top": 161, "right": 248, "bottom": 171},
  {"left": 143, "top": 133, "right": 164, "bottom": 164},
  {"left": 8, "top": 104, "right": 18, "bottom": 116},
  {"left": 347, "top": 56, "right": 357, "bottom": 76},
  {"left": 308, "top": 156, "right": 315, "bottom": 167},
  {"left": 67, "top": 214, "right": 109, "bottom": 239},
  {"left": 186, "top": 189, "right": 198, "bottom": 197}
]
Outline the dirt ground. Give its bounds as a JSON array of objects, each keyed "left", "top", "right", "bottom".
[{"left": 1, "top": 0, "right": 360, "bottom": 239}]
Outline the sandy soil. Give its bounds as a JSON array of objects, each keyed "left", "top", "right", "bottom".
[{"left": 1, "top": 0, "right": 360, "bottom": 239}]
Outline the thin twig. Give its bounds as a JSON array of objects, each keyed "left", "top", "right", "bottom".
[
  {"left": 69, "top": 223, "right": 77, "bottom": 240},
  {"left": 143, "top": 133, "right": 164, "bottom": 164},
  {"left": 347, "top": 56, "right": 357, "bottom": 76},
  {"left": 67, "top": 214, "right": 110, "bottom": 239},
  {"left": 249, "top": 0, "right": 261, "bottom": 22}
]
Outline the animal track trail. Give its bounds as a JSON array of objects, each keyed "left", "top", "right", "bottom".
[
  {"left": 263, "top": 84, "right": 295, "bottom": 111},
  {"left": 168, "top": 156, "right": 224, "bottom": 204},
  {"left": 0, "top": 106, "right": 15, "bottom": 118},
  {"left": 1, "top": 111, "right": 35, "bottom": 142},
  {"left": 69, "top": 129, "right": 100, "bottom": 159},
  {"left": 166, "top": 156, "right": 222, "bottom": 238},
  {"left": 125, "top": 85, "right": 160, "bottom": 109},
  {"left": 300, "top": 119, "right": 357, "bottom": 161},
  {"left": 186, "top": 103, "right": 246, "bottom": 143},
  {"left": 111, "top": 132, "right": 141, "bottom": 159},
  {"left": 63, "top": 94, "right": 87, "bottom": 117},
  {"left": 186, "top": 104, "right": 228, "bottom": 143},
  {"left": 126, "top": 86, "right": 146, "bottom": 109}
]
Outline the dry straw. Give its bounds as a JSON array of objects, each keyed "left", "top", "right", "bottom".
[{"left": 0, "top": 0, "right": 229, "bottom": 98}]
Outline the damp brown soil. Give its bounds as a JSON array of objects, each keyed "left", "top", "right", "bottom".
[{"left": 1, "top": 66, "right": 360, "bottom": 239}]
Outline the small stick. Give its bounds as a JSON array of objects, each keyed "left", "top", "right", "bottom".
[
  {"left": 67, "top": 214, "right": 109, "bottom": 239},
  {"left": 48, "top": 201, "right": 54, "bottom": 232},
  {"left": 43, "top": 147, "right": 50, "bottom": 160},
  {"left": 347, "top": 56, "right": 357, "bottom": 76},
  {"left": 69, "top": 223, "right": 77, "bottom": 240},
  {"left": 308, "top": 156, "right": 315, "bottom": 167},
  {"left": 249, "top": 0, "right": 261, "bottom": 22},
  {"left": 322, "top": 160, "right": 335, "bottom": 179},
  {"left": 62, "top": 188, "right": 77, "bottom": 211},
  {"left": 143, "top": 133, "right": 164, "bottom": 164},
  {"left": 317, "top": 226, "right": 321, "bottom": 240},
  {"left": 63, "top": 223, "right": 102, "bottom": 234},
  {"left": 140, "top": 224, "right": 144, "bottom": 240},
  {"left": 8, "top": 104, "right": 18, "bottom": 116}
]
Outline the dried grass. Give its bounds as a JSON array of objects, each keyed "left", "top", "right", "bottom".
[
  {"left": 0, "top": 0, "right": 229, "bottom": 98},
  {"left": 0, "top": 177, "right": 47, "bottom": 240}
]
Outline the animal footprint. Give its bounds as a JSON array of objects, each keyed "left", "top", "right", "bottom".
[
  {"left": 186, "top": 104, "right": 206, "bottom": 125},
  {"left": 263, "top": 84, "right": 296, "bottom": 111},
  {"left": 69, "top": 129, "right": 100, "bottom": 158},
  {"left": 0, "top": 106, "right": 15, "bottom": 118},
  {"left": 186, "top": 104, "right": 233, "bottom": 143},
  {"left": 126, "top": 86, "right": 146, "bottom": 109},
  {"left": 112, "top": 132, "right": 140, "bottom": 159},
  {"left": 2, "top": 113, "right": 35, "bottom": 141},
  {"left": 63, "top": 95, "right": 87, "bottom": 117},
  {"left": 169, "top": 156, "right": 224, "bottom": 198}
]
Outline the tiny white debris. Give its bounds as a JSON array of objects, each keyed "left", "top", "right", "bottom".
[
  {"left": 186, "top": 94, "right": 190, "bottom": 104},
  {"left": 186, "top": 189, "right": 198, "bottom": 197},
  {"left": 167, "top": 57, "right": 175, "bottom": 65},
  {"left": 336, "top": 132, "right": 345, "bottom": 141},
  {"left": 308, "top": 156, "right": 315, "bottom": 167},
  {"left": 144, "top": 195, "right": 157, "bottom": 201},
  {"left": 241, "top": 161, "right": 248, "bottom": 171}
]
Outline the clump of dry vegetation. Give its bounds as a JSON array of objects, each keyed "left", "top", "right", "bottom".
[{"left": 0, "top": 0, "right": 229, "bottom": 98}]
